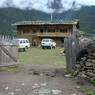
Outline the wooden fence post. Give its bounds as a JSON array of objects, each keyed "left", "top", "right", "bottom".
[{"left": 64, "top": 34, "right": 81, "bottom": 70}]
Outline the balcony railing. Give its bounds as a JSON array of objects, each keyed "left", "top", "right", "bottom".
[
  {"left": 33, "top": 32, "right": 71, "bottom": 37},
  {"left": 20, "top": 32, "right": 71, "bottom": 37}
]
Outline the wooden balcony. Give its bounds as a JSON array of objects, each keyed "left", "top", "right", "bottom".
[
  {"left": 33, "top": 32, "right": 71, "bottom": 37},
  {"left": 18, "top": 32, "right": 71, "bottom": 37}
]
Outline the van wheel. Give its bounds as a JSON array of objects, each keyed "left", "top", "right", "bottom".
[
  {"left": 23, "top": 47, "right": 28, "bottom": 52},
  {"left": 23, "top": 48, "right": 25, "bottom": 52},
  {"left": 42, "top": 46, "right": 45, "bottom": 49},
  {"left": 53, "top": 46, "right": 56, "bottom": 49},
  {"left": 49, "top": 46, "right": 52, "bottom": 49}
]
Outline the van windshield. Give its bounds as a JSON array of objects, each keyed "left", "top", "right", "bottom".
[
  {"left": 26, "top": 40, "right": 29, "bottom": 43},
  {"left": 42, "top": 39, "right": 49, "bottom": 42}
]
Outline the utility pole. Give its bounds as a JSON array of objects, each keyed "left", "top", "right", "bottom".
[{"left": 51, "top": 13, "right": 53, "bottom": 21}]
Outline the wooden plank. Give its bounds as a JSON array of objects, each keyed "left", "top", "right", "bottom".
[
  {"left": 0, "top": 45, "right": 17, "bottom": 62},
  {"left": 64, "top": 34, "right": 82, "bottom": 70},
  {"left": 18, "top": 32, "right": 71, "bottom": 37},
  {"left": 17, "top": 25, "right": 73, "bottom": 30}
]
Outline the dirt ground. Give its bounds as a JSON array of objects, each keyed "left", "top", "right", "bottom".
[
  {"left": 0, "top": 63, "right": 94, "bottom": 95},
  {"left": 0, "top": 47, "right": 95, "bottom": 95}
]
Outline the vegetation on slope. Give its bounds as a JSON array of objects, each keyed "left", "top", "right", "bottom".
[{"left": 0, "top": 6, "right": 95, "bottom": 36}]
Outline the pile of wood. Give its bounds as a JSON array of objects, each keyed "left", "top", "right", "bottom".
[{"left": 75, "top": 39, "right": 95, "bottom": 80}]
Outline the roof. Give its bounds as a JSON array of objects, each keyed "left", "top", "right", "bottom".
[{"left": 12, "top": 19, "right": 79, "bottom": 26}]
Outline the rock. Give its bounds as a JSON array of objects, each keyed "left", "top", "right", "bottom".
[
  {"left": 64, "top": 74, "right": 71, "bottom": 78},
  {"left": 52, "top": 90, "right": 62, "bottom": 95},
  {"left": 45, "top": 72, "right": 56, "bottom": 77},
  {"left": 15, "top": 88, "right": 21, "bottom": 92},
  {"left": 5, "top": 86, "right": 9, "bottom": 90},
  {"left": 32, "top": 85, "right": 40, "bottom": 89},
  {"left": 75, "top": 64, "right": 81, "bottom": 69},
  {"left": 33, "top": 89, "right": 51, "bottom": 94},
  {"left": 39, "top": 89, "right": 51, "bottom": 94},
  {"left": 91, "top": 59, "right": 95, "bottom": 63},
  {"left": 79, "top": 73, "right": 87, "bottom": 78},
  {"left": 32, "top": 84, "right": 40, "bottom": 89},
  {"left": 33, "top": 71, "right": 40, "bottom": 75},
  {"left": 86, "top": 72, "right": 95, "bottom": 77},
  {"left": 75, "top": 45, "right": 95, "bottom": 80},
  {"left": 71, "top": 93, "right": 77, "bottom": 95},
  {"left": 40, "top": 83, "right": 47, "bottom": 87},
  {"left": 81, "top": 57, "right": 87, "bottom": 61},
  {"left": 87, "top": 59, "right": 92, "bottom": 62},
  {"left": 88, "top": 55, "right": 95, "bottom": 59},
  {"left": 31, "top": 68, "right": 56, "bottom": 77},
  {"left": 76, "top": 86, "right": 80, "bottom": 89},
  {"left": 85, "top": 62, "right": 92, "bottom": 66},
  {"left": 8, "top": 92, "right": 14, "bottom": 95},
  {"left": 21, "top": 83, "right": 25, "bottom": 86},
  {"left": 40, "top": 74, "right": 44, "bottom": 76}
]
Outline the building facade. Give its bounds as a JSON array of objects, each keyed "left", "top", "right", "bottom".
[{"left": 13, "top": 20, "right": 79, "bottom": 47}]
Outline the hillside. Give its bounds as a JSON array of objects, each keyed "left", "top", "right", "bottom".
[
  {"left": 0, "top": 7, "right": 50, "bottom": 36},
  {"left": 0, "top": 6, "right": 95, "bottom": 36},
  {"left": 73, "top": 6, "right": 95, "bottom": 36}
]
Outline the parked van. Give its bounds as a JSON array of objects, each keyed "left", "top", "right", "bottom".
[
  {"left": 41, "top": 38, "right": 56, "bottom": 49},
  {"left": 12, "top": 38, "right": 30, "bottom": 51}
]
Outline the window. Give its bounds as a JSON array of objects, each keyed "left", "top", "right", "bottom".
[
  {"left": 48, "top": 29, "right": 55, "bottom": 32},
  {"left": 23, "top": 30, "right": 31, "bottom": 33},
  {"left": 26, "top": 40, "right": 29, "bottom": 43},
  {"left": 60, "top": 29, "right": 67, "bottom": 32},
  {"left": 43, "top": 39, "right": 49, "bottom": 42},
  {"left": 20, "top": 40, "right": 23, "bottom": 44},
  {"left": 50, "top": 39, "right": 54, "bottom": 42},
  {"left": 40, "top": 29, "right": 43, "bottom": 33}
]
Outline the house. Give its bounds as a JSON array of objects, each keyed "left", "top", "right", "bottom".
[{"left": 12, "top": 19, "right": 79, "bottom": 47}]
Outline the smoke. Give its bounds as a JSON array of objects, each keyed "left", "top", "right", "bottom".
[{"left": 0, "top": 0, "right": 95, "bottom": 13}]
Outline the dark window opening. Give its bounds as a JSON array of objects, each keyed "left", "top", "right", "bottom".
[
  {"left": 60, "top": 29, "right": 67, "bottom": 33},
  {"left": 23, "top": 30, "right": 31, "bottom": 33},
  {"left": 48, "top": 29, "right": 55, "bottom": 32},
  {"left": 40, "top": 29, "right": 43, "bottom": 33}
]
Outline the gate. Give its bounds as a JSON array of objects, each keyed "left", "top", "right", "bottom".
[{"left": 0, "top": 35, "right": 18, "bottom": 66}]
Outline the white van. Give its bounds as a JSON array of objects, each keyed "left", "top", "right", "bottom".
[
  {"left": 12, "top": 38, "right": 30, "bottom": 51},
  {"left": 41, "top": 38, "right": 56, "bottom": 49}
]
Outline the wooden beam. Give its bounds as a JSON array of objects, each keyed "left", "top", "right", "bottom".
[{"left": 0, "top": 45, "right": 17, "bottom": 62}]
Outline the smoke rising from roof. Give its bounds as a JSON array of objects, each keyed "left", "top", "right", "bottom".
[{"left": 0, "top": 0, "right": 95, "bottom": 13}]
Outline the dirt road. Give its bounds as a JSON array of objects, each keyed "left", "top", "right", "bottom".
[{"left": 0, "top": 64, "right": 87, "bottom": 95}]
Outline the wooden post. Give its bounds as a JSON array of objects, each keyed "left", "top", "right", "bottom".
[{"left": 64, "top": 32, "right": 81, "bottom": 70}]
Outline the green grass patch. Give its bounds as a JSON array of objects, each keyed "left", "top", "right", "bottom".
[
  {"left": 0, "top": 67, "right": 18, "bottom": 72},
  {"left": 64, "top": 69, "right": 75, "bottom": 75},
  {"left": 18, "top": 47, "right": 66, "bottom": 68},
  {"left": 80, "top": 88, "right": 95, "bottom": 95},
  {"left": 90, "top": 79, "right": 95, "bottom": 86}
]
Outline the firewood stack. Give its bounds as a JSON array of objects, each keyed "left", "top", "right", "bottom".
[{"left": 75, "top": 38, "right": 95, "bottom": 80}]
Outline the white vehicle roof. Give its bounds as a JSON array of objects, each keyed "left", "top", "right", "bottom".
[
  {"left": 42, "top": 38, "right": 53, "bottom": 40},
  {"left": 15, "top": 38, "right": 29, "bottom": 40}
]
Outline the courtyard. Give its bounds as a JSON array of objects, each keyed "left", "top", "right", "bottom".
[{"left": 0, "top": 48, "right": 94, "bottom": 95}]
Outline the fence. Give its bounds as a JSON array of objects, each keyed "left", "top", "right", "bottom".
[
  {"left": 64, "top": 33, "right": 82, "bottom": 70},
  {"left": 64, "top": 31, "right": 93, "bottom": 70},
  {"left": 0, "top": 35, "right": 18, "bottom": 66}
]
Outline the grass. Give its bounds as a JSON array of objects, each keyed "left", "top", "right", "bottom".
[
  {"left": 18, "top": 47, "right": 66, "bottom": 68},
  {"left": 64, "top": 69, "right": 75, "bottom": 75},
  {"left": 0, "top": 67, "right": 18, "bottom": 72},
  {"left": 80, "top": 88, "right": 95, "bottom": 95},
  {"left": 90, "top": 79, "right": 95, "bottom": 86}
]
